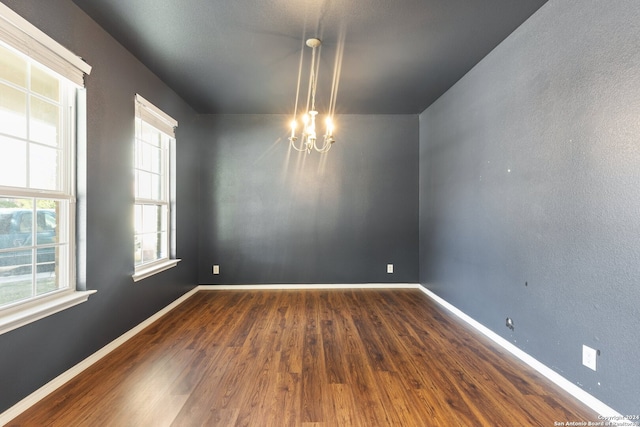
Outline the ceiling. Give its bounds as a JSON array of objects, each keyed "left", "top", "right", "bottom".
[{"left": 70, "top": 0, "right": 547, "bottom": 115}]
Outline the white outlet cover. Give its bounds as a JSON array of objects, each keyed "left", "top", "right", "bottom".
[
  {"left": 582, "top": 345, "right": 597, "bottom": 371},
  {"left": 213, "top": 265, "right": 220, "bottom": 275},
  {"left": 387, "top": 264, "right": 394, "bottom": 274}
]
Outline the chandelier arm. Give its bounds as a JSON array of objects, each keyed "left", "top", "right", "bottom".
[
  {"left": 313, "top": 137, "right": 332, "bottom": 153},
  {"left": 315, "top": 143, "right": 332, "bottom": 154},
  {"left": 289, "top": 137, "right": 308, "bottom": 152}
]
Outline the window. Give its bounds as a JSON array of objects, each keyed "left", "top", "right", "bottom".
[
  {"left": 133, "top": 94, "right": 179, "bottom": 281},
  {"left": 0, "top": 4, "right": 93, "bottom": 334}
]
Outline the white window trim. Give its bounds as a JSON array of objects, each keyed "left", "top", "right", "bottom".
[
  {"left": 135, "top": 94, "right": 177, "bottom": 136},
  {"left": 0, "top": 4, "right": 93, "bottom": 335},
  {"left": 133, "top": 94, "right": 180, "bottom": 281},
  {"left": 132, "top": 258, "right": 181, "bottom": 282},
  {"left": 0, "top": 289, "right": 96, "bottom": 335},
  {"left": 0, "top": 3, "right": 91, "bottom": 85}
]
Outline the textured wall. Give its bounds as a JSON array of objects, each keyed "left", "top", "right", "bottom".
[
  {"left": 419, "top": 0, "right": 640, "bottom": 414},
  {"left": 0, "top": 1, "right": 199, "bottom": 412},
  {"left": 198, "top": 114, "right": 419, "bottom": 284}
]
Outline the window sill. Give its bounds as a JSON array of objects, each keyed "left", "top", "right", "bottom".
[
  {"left": 132, "top": 259, "right": 181, "bottom": 282},
  {"left": 0, "top": 290, "right": 97, "bottom": 336}
]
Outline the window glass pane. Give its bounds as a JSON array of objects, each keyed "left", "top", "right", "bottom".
[
  {"left": 0, "top": 214, "right": 9, "bottom": 236},
  {"left": 36, "top": 270, "right": 58, "bottom": 295},
  {"left": 151, "top": 174, "right": 162, "bottom": 200},
  {"left": 150, "top": 145, "right": 162, "bottom": 174},
  {"left": 0, "top": 136, "right": 27, "bottom": 187},
  {"left": 134, "top": 204, "right": 142, "bottom": 266},
  {"left": 0, "top": 197, "right": 32, "bottom": 210},
  {"left": 0, "top": 82, "right": 27, "bottom": 138},
  {"left": 142, "top": 204, "right": 156, "bottom": 233},
  {"left": 160, "top": 205, "right": 168, "bottom": 233},
  {"left": 30, "top": 144, "right": 60, "bottom": 190},
  {"left": 0, "top": 254, "right": 33, "bottom": 306},
  {"left": 0, "top": 45, "right": 27, "bottom": 87},
  {"left": 141, "top": 141, "right": 152, "bottom": 171},
  {"left": 29, "top": 96, "right": 60, "bottom": 146},
  {"left": 158, "top": 231, "right": 167, "bottom": 259},
  {"left": 16, "top": 211, "right": 32, "bottom": 235},
  {"left": 137, "top": 170, "right": 152, "bottom": 199},
  {"left": 31, "top": 66, "right": 59, "bottom": 102},
  {"left": 36, "top": 202, "right": 59, "bottom": 245},
  {"left": 36, "top": 247, "right": 58, "bottom": 295},
  {"left": 141, "top": 121, "right": 161, "bottom": 147},
  {"left": 134, "top": 204, "right": 143, "bottom": 235},
  {"left": 134, "top": 138, "right": 143, "bottom": 169},
  {"left": 141, "top": 233, "right": 160, "bottom": 263},
  {"left": 134, "top": 234, "right": 142, "bottom": 266},
  {"left": 0, "top": 199, "right": 33, "bottom": 251},
  {"left": 136, "top": 141, "right": 163, "bottom": 175}
]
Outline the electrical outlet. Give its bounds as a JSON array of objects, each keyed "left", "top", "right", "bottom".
[
  {"left": 582, "top": 345, "right": 597, "bottom": 371},
  {"left": 213, "top": 265, "right": 220, "bottom": 275},
  {"left": 387, "top": 264, "right": 394, "bottom": 274}
]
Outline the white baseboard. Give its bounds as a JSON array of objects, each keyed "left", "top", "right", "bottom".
[
  {"left": 417, "top": 285, "right": 623, "bottom": 422},
  {"left": 1, "top": 283, "right": 623, "bottom": 425},
  {"left": 0, "top": 286, "right": 200, "bottom": 426}
]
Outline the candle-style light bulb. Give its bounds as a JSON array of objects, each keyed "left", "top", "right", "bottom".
[
  {"left": 325, "top": 117, "right": 334, "bottom": 136},
  {"left": 290, "top": 120, "right": 297, "bottom": 139}
]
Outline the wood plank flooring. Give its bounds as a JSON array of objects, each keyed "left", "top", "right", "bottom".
[{"left": 8, "top": 289, "right": 599, "bottom": 426}]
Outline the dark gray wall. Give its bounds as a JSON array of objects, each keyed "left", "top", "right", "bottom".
[
  {"left": 419, "top": 0, "right": 640, "bottom": 415},
  {"left": 0, "top": 1, "right": 199, "bottom": 412},
  {"left": 198, "top": 114, "right": 419, "bottom": 284}
]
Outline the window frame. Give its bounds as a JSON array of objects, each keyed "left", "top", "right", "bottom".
[
  {"left": 0, "top": 3, "right": 94, "bottom": 335},
  {"left": 132, "top": 94, "right": 180, "bottom": 282}
]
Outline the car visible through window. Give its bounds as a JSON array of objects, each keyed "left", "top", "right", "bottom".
[{"left": 0, "top": 209, "right": 56, "bottom": 275}]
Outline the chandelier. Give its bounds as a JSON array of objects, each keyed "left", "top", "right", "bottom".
[{"left": 288, "top": 38, "right": 335, "bottom": 154}]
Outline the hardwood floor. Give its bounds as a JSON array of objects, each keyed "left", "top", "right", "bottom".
[{"left": 8, "top": 289, "right": 598, "bottom": 426}]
